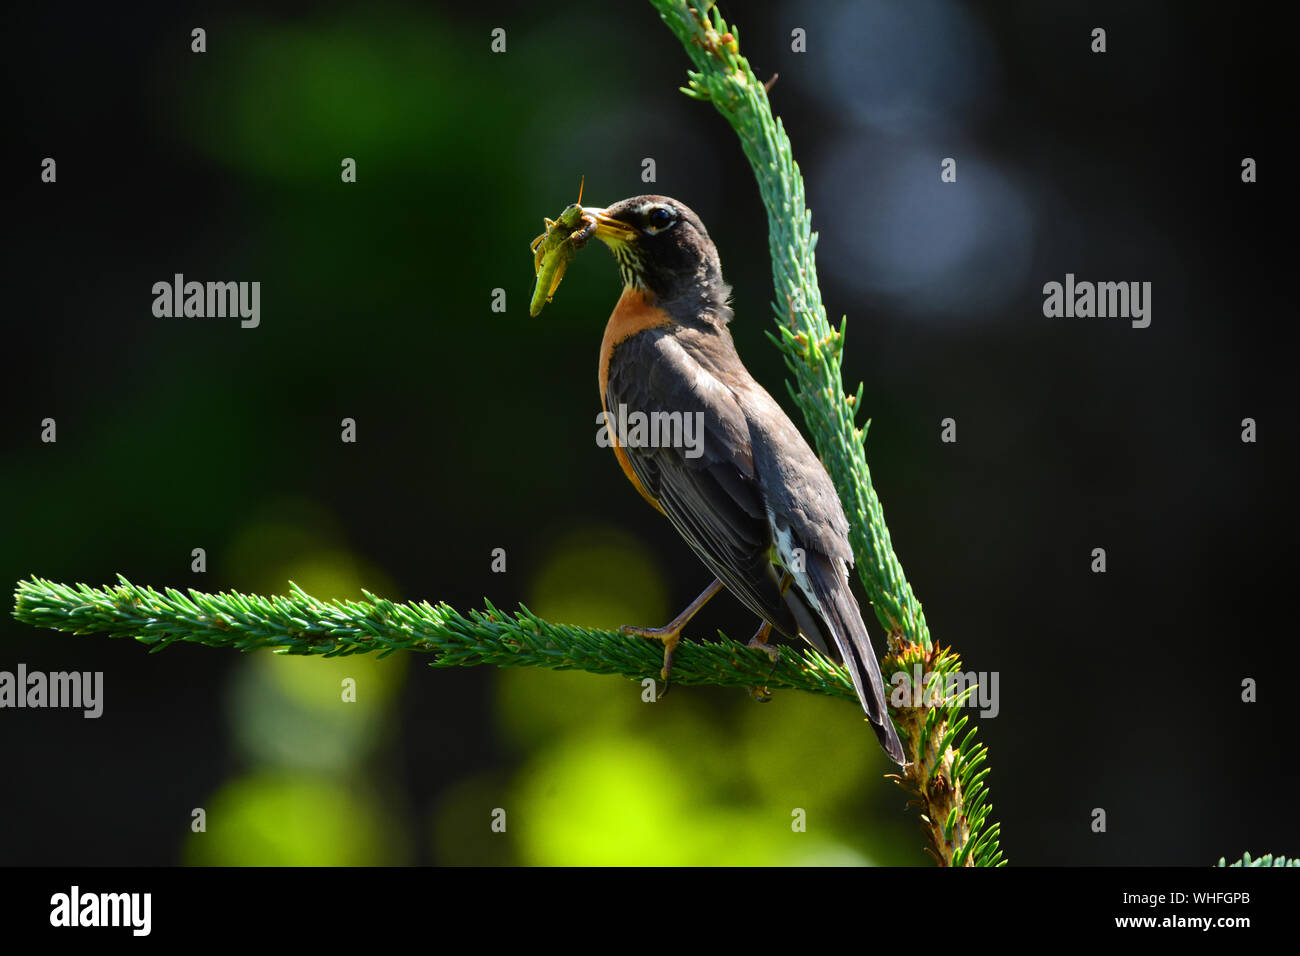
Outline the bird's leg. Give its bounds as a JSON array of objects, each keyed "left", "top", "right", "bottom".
[
  {"left": 746, "top": 618, "right": 777, "bottom": 703},
  {"left": 747, "top": 618, "right": 782, "bottom": 664},
  {"left": 620, "top": 577, "right": 724, "bottom": 686},
  {"left": 746, "top": 572, "right": 793, "bottom": 701}
]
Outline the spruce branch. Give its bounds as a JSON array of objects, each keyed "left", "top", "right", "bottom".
[
  {"left": 11, "top": 575, "right": 860, "bottom": 700},
  {"left": 648, "top": 0, "right": 1003, "bottom": 866}
]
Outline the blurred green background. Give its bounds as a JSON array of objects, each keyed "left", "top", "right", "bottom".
[{"left": 3, "top": 1, "right": 1290, "bottom": 865}]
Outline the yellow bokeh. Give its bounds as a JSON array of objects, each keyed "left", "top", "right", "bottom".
[{"left": 185, "top": 771, "right": 406, "bottom": 866}]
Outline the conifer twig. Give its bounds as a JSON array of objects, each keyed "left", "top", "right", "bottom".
[{"left": 12, "top": 575, "right": 859, "bottom": 699}]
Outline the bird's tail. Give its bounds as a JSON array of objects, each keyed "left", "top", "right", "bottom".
[{"left": 804, "top": 552, "right": 906, "bottom": 766}]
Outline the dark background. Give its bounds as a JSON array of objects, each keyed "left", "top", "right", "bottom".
[{"left": 2, "top": 1, "right": 1292, "bottom": 865}]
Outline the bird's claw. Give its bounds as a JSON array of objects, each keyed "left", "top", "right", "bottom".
[
  {"left": 746, "top": 635, "right": 782, "bottom": 665},
  {"left": 620, "top": 624, "right": 681, "bottom": 693}
]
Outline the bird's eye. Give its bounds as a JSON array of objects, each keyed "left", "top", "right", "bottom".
[{"left": 647, "top": 206, "right": 675, "bottom": 230}]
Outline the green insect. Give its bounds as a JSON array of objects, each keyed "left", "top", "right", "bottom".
[{"left": 529, "top": 181, "right": 597, "bottom": 317}]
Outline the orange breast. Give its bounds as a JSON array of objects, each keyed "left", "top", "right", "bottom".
[{"left": 599, "top": 287, "right": 672, "bottom": 515}]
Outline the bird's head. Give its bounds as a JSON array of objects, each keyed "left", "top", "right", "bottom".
[{"left": 582, "top": 195, "right": 730, "bottom": 320}]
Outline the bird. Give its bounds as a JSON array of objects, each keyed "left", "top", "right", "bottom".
[{"left": 573, "top": 194, "right": 905, "bottom": 766}]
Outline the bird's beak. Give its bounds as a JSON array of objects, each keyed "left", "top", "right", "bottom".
[{"left": 581, "top": 207, "right": 638, "bottom": 245}]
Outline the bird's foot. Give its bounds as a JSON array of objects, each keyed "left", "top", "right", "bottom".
[
  {"left": 747, "top": 633, "right": 782, "bottom": 666},
  {"left": 618, "top": 579, "right": 726, "bottom": 694},
  {"left": 744, "top": 620, "right": 781, "bottom": 702},
  {"left": 619, "top": 623, "right": 682, "bottom": 690}
]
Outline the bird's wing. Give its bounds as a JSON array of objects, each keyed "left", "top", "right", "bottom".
[
  {"left": 740, "top": 382, "right": 905, "bottom": 763},
  {"left": 605, "top": 328, "right": 795, "bottom": 635}
]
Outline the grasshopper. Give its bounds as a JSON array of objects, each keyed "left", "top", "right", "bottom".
[{"left": 529, "top": 179, "right": 597, "bottom": 317}]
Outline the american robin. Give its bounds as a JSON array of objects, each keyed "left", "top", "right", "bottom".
[{"left": 574, "top": 194, "right": 905, "bottom": 766}]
